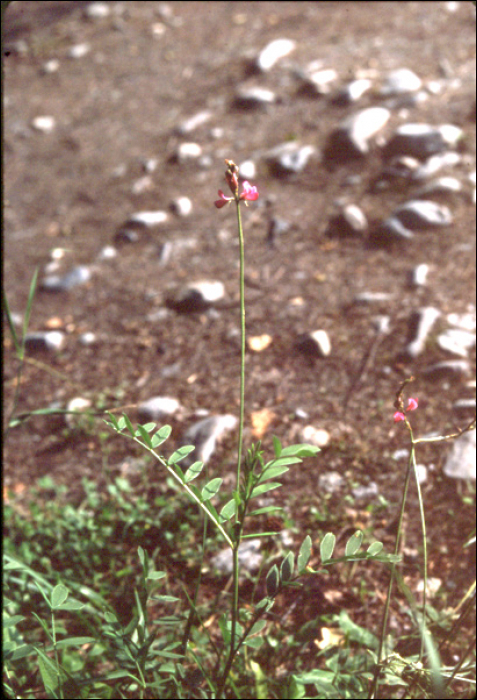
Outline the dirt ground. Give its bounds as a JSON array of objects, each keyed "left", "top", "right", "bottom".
[{"left": 3, "top": 0, "right": 476, "bottom": 675}]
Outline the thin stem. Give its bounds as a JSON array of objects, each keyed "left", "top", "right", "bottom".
[
  {"left": 370, "top": 425, "right": 414, "bottom": 699},
  {"left": 235, "top": 199, "right": 246, "bottom": 491}
]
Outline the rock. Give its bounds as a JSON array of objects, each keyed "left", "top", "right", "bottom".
[
  {"left": 31, "top": 116, "right": 55, "bottom": 133},
  {"left": 326, "top": 107, "right": 390, "bottom": 159},
  {"left": 318, "top": 471, "right": 344, "bottom": 493},
  {"left": 296, "top": 330, "right": 331, "bottom": 357},
  {"left": 326, "top": 204, "right": 367, "bottom": 238},
  {"left": 422, "top": 360, "right": 470, "bottom": 380},
  {"left": 352, "top": 482, "right": 379, "bottom": 500},
  {"left": 65, "top": 397, "right": 92, "bottom": 428},
  {"left": 393, "top": 200, "right": 453, "bottom": 229},
  {"left": 137, "top": 397, "right": 182, "bottom": 422},
  {"left": 126, "top": 210, "right": 168, "bottom": 227},
  {"left": 79, "top": 331, "right": 97, "bottom": 346},
  {"left": 170, "top": 196, "right": 192, "bottom": 217},
  {"left": 299, "top": 68, "right": 338, "bottom": 96},
  {"left": 247, "top": 334, "right": 273, "bottom": 352},
  {"left": 85, "top": 2, "right": 110, "bottom": 19},
  {"left": 265, "top": 142, "right": 316, "bottom": 176},
  {"left": 409, "top": 263, "right": 430, "bottom": 287},
  {"left": 371, "top": 217, "right": 414, "bottom": 244},
  {"left": 453, "top": 398, "right": 477, "bottom": 417},
  {"left": 238, "top": 160, "right": 256, "bottom": 180},
  {"left": 411, "top": 152, "right": 461, "bottom": 180},
  {"left": 437, "top": 328, "right": 475, "bottom": 357},
  {"left": 380, "top": 68, "right": 422, "bottom": 96},
  {"left": 212, "top": 539, "right": 262, "bottom": 576},
  {"left": 97, "top": 245, "right": 117, "bottom": 261},
  {"left": 300, "top": 425, "right": 331, "bottom": 447},
  {"left": 180, "top": 414, "right": 238, "bottom": 466},
  {"left": 402, "top": 307, "right": 441, "bottom": 359},
  {"left": 41, "top": 265, "right": 92, "bottom": 292},
  {"left": 266, "top": 216, "right": 291, "bottom": 245},
  {"left": 383, "top": 123, "right": 464, "bottom": 160},
  {"left": 234, "top": 86, "right": 276, "bottom": 108},
  {"left": 443, "top": 430, "right": 476, "bottom": 480},
  {"left": 41, "top": 59, "right": 60, "bottom": 74},
  {"left": 67, "top": 43, "right": 91, "bottom": 59},
  {"left": 414, "top": 176, "right": 463, "bottom": 199},
  {"left": 176, "top": 110, "right": 212, "bottom": 135},
  {"left": 176, "top": 142, "right": 202, "bottom": 162},
  {"left": 332, "top": 78, "right": 372, "bottom": 105},
  {"left": 255, "top": 38, "right": 296, "bottom": 72},
  {"left": 353, "top": 292, "right": 393, "bottom": 305},
  {"left": 447, "top": 311, "right": 476, "bottom": 332},
  {"left": 25, "top": 331, "right": 65, "bottom": 352},
  {"left": 166, "top": 280, "right": 225, "bottom": 313}
]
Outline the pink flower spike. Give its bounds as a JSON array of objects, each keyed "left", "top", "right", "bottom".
[
  {"left": 394, "top": 411, "right": 406, "bottom": 423},
  {"left": 407, "top": 397, "right": 418, "bottom": 411},
  {"left": 240, "top": 181, "right": 259, "bottom": 201},
  {"left": 214, "top": 190, "right": 232, "bottom": 209}
]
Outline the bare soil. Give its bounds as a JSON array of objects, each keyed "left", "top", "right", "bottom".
[{"left": 3, "top": 1, "right": 476, "bottom": 688}]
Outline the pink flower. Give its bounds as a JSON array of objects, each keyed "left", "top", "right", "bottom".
[
  {"left": 240, "top": 181, "right": 259, "bottom": 202},
  {"left": 215, "top": 190, "right": 232, "bottom": 208},
  {"left": 214, "top": 180, "right": 259, "bottom": 209},
  {"left": 394, "top": 397, "right": 418, "bottom": 423}
]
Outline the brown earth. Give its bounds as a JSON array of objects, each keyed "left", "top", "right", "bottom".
[{"left": 3, "top": 0, "right": 476, "bottom": 686}]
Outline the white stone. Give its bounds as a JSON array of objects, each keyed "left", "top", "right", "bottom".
[
  {"left": 437, "top": 329, "right": 476, "bottom": 357},
  {"left": 176, "top": 110, "right": 212, "bottom": 135},
  {"left": 381, "top": 68, "right": 422, "bottom": 95},
  {"left": 85, "top": 2, "right": 110, "bottom": 19},
  {"left": 339, "top": 107, "right": 391, "bottom": 154},
  {"left": 256, "top": 38, "right": 296, "bottom": 72},
  {"left": 443, "top": 430, "right": 476, "bottom": 480},
  {"left": 301, "top": 425, "right": 330, "bottom": 447},
  {"left": 128, "top": 211, "right": 168, "bottom": 227},
  {"left": 170, "top": 196, "right": 192, "bottom": 217},
  {"left": 176, "top": 142, "right": 202, "bottom": 161},
  {"left": 68, "top": 43, "right": 91, "bottom": 59},
  {"left": 31, "top": 116, "right": 55, "bottom": 133},
  {"left": 310, "top": 330, "right": 331, "bottom": 357},
  {"left": 138, "top": 397, "right": 182, "bottom": 421}
]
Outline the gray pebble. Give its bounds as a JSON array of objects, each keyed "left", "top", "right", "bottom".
[
  {"left": 85, "top": 2, "right": 110, "bottom": 19},
  {"left": 327, "top": 204, "right": 367, "bottom": 238},
  {"left": 327, "top": 107, "right": 390, "bottom": 159},
  {"left": 176, "top": 142, "right": 202, "bottom": 162},
  {"left": 453, "top": 398, "right": 477, "bottom": 417},
  {"left": 411, "top": 152, "right": 461, "bottom": 181},
  {"left": 300, "top": 68, "right": 338, "bottom": 96},
  {"left": 403, "top": 307, "right": 441, "bottom": 359},
  {"left": 137, "top": 397, "right": 182, "bottom": 422},
  {"left": 422, "top": 360, "right": 471, "bottom": 380},
  {"left": 380, "top": 68, "right": 422, "bottom": 96},
  {"left": 255, "top": 38, "right": 295, "bottom": 72},
  {"left": 414, "top": 176, "right": 462, "bottom": 199},
  {"left": 352, "top": 481, "right": 379, "bottom": 500},
  {"left": 41, "top": 265, "right": 91, "bottom": 292},
  {"left": 372, "top": 217, "right": 414, "bottom": 244},
  {"left": 443, "top": 430, "right": 476, "bottom": 480},
  {"left": 353, "top": 292, "right": 393, "bottom": 305},
  {"left": 296, "top": 330, "right": 331, "bottom": 357},
  {"left": 383, "top": 123, "right": 463, "bottom": 160},
  {"left": 25, "top": 331, "right": 65, "bottom": 352},
  {"left": 176, "top": 110, "right": 212, "bottom": 135},
  {"left": 393, "top": 200, "right": 453, "bottom": 229},
  {"left": 265, "top": 142, "right": 316, "bottom": 176},
  {"left": 166, "top": 280, "right": 225, "bottom": 313},
  {"left": 180, "top": 414, "right": 238, "bottom": 466},
  {"left": 235, "top": 86, "right": 276, "bottom": 109},
  {"left": 212, "top": 539, "right": 262, "bottom": 576},
  {"left": 332, "top": 78, "right": 372, "bottom": 105},
  {"left": 409, "top": 263, "right": 430, "bottom": 287},
  {"left": 318, "top": 471, "right": 344, "bottom": 493},
  {"left": 266, "top": 216, "right": 291, "bottom": 246},
  {"left": 170, "top": 196, "right": 192, "bottom": 217},
  {"left": 437, "top": 328, "right": 475, "bottom": 357},
  {"left": 127, "top": 210, "right": 168, "bottom": 227}
]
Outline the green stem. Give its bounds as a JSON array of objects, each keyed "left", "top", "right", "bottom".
[{"left": 235, "top": 199, "right": 246, "bottom": 491}]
